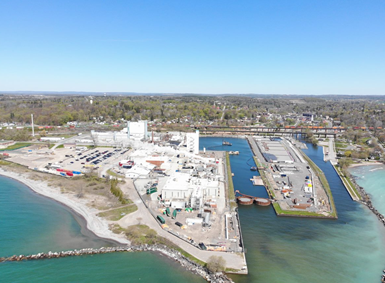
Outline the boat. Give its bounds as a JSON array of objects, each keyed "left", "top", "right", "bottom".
[
  {"left": 229, "top": 151, "right": 239, "bottom": 155},
  {"left": 222, "top": 140, "right": 232, "bottom": 146},
  {"left": 250, "top": 167, "right": 258, "bottom": 171}
]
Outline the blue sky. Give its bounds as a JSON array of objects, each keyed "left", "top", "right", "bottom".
[{"left": 0, "top": 0, "right": 384, "bottom": 94}]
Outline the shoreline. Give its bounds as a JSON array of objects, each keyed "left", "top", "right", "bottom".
[
  {"left": 349, "top": 161, "right": 384, "bottom": 168},
  {"left": 0, "top": 168, "right": 236, "bottom": 282},
  {"left": 0, "top": 168, "right": 130, "bottom": 246}
]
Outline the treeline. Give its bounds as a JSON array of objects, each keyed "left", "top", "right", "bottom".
[{"left": 0, "top": 94, "right": 384, "bottom": 130}]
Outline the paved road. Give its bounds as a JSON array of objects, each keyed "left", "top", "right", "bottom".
[{"left": 323, "top": 137, "right": 337, "bottom": 163}]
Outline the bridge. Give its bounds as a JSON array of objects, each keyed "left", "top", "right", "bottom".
[{"left": 198, "top": 126, "right": 343, "bottom": 137}]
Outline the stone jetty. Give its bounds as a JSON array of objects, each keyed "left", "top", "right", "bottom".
[{"left": 0, "top": 244, "right": 233, "bottom": 283}]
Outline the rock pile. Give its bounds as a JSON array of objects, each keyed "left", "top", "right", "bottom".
[{"left": 0, "top": 244, "right": 234, "bottom": 283}]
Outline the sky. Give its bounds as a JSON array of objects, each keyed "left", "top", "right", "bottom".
[{"left": 0, "top": 0, "right": 384, "bottom": 95}]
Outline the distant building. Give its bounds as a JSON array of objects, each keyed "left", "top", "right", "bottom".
[
  {"left": 127, "top": 120, "right": 148, "bottom": 140},
  {"left": 90, "top": 120, "right": 149, "bottom": 146},
  {"left": 40, "top": 137, "right": 64, "bottom": 142},
  {"left": 303, "top": 113, "right": 315, "bottom": 121}
]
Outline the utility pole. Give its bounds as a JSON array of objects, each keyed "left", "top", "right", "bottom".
[{"left": 31, "top": 114, "right": 35, "bottom": 137}]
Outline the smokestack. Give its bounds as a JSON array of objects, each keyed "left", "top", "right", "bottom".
[{"left": 31, "top": 114, "right": 35, "bottom": 137}]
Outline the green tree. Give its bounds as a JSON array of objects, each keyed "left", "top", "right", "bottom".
[{"left": 206, "top": 256, "right": 226, "bottom": 273}]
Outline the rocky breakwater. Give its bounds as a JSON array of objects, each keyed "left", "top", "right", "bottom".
[
  {"left": 351, "top": 179, "right": 385, "bottom": 282},
  {"left": 0, "top": 244, "right": 233, "bottom": 283}
]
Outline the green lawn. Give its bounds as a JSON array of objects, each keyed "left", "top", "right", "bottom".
[
  {"left": 107, "top": 169, "right": 125, "bottom": 178},
  {"left": 273, "top": 203, "right": 331, "bottom": 217},
  {"left": 334, "top": 165, "right": 361, "bottom": 200},
  {"left": 225, "top": 153, "right": 237, "bottom": 209},
  {"left": 0, "top": 143, "right": 32, "bottom": 151},
  {"left": 335, "top": 142, "right": 348, "bottom": 149},
  {"left": 97, "top": 204, "right": 137, "bottom": 221}
]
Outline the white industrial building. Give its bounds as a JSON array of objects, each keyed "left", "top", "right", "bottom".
[
  {"left": 185, "top": 130, "right": 199, "bottom": 155},
  {"left": 40, "top": 137, "right": 64, "bottom": 142},
  {"left": 161, "top": 172, "right": 219, "bottom": 203},
  {"left": 90, "top": 120, "right": 148, "bottom": 146},
  {"left": 127, "top": 120, "right": 148, "bottom": 140},
  {"left": 125, "top": 164, "right": 155, "bottom": 179}
]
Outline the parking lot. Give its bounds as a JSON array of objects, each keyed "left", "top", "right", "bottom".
[{"left": 7, "top": 145, "right": 130, "bottom": 176}]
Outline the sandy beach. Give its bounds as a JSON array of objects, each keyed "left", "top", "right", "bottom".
[
  {"left": 0, "top": 168, "right": 130, "bottom": 245},
  {"left": 349, "top": 161, "right": 384, "bottom": 168}
]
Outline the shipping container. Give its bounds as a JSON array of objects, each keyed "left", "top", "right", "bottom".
[
  {"left": 198, "top": 242, "right": 207, "bottom": 250},
  {"left": 157, "top": 215, "right": 165, "bottom": 224},
  {"left": 146, "top": 187, "right": 157, "bottom": 194},
  {"left": 172, "top": 209, "right": 177, "bottom": 219}
]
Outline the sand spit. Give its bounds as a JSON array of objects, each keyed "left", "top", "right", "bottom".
[{"left": 0, "top": 168, "right": 130, "bottom": 245}]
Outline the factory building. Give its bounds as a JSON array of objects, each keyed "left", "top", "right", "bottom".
[{"left": 127, "top": 120, "right": 148, "bottom": 140}]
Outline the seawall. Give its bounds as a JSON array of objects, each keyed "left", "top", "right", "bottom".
[{"left": 0, "top": 245, "right": 233, "bottom": 283}]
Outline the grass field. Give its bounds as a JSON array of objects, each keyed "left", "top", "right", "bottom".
[
  {"left": 0, "top": 143, "right": 32, "bottom": 151},
  {"left": 334, "top": 165, "right": 361, "bottom": 200},
  {"left": 97, "top": 204, "right": 137, "bottom": 221},
  {"left": 273, "top": 203, "right": 331, "bottom": 217},
  {"left": 225, "top": 152, "right": 237, "bottom": 209},
  {"left": 107, "top": 169, "right": 125, "bottom": 178}
]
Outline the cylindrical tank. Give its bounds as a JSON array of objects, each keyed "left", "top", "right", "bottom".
[
  {"left": 255, "top": 198, "right": 271, "bottom": 206},
  {"left": 237, "top": 197, "right": 253, "bottom": 205}
]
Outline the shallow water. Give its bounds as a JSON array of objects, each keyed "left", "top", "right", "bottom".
[{"left": 349, "top": 164, "right": 385, "bottom": 215}]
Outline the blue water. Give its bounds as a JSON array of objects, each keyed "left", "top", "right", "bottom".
[
  {"left": 201, "top": 137, "right": 385, "bottom": 283},
  {"left": 0, "top": 175, "right": 203, "bottom": 282},
  {"left": 349, "top": 164, "right": 385, "bottom": 215}
]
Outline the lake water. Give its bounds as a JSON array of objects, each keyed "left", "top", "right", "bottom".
[{"left": 349, "top": 164, "right": 385, "bottom": 215}]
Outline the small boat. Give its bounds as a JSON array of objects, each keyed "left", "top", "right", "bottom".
[
  {"left": 222, "top": 140, "right": 232, "bottom": 146},
  {"left": 229, "top": 151, "right": 239, "bottom": 155},
  {"left": 250, "top": 167, "right": 257, "bottom": 171}
]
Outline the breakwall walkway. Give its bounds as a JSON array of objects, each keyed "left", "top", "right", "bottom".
[
  {"left": 0, "top": 245, "right": 233, "bottom": 283},
  {"left": 330, "top": 161, "right": 360, "bottom": 201}
]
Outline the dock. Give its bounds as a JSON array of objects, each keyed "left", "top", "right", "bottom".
[{"left": 250, "top": 176, "right": 264, "bottom": 186}]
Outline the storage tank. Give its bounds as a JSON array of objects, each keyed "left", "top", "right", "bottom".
[{"left": 204, "top": 213, "right": 210, "bottom": 224}]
